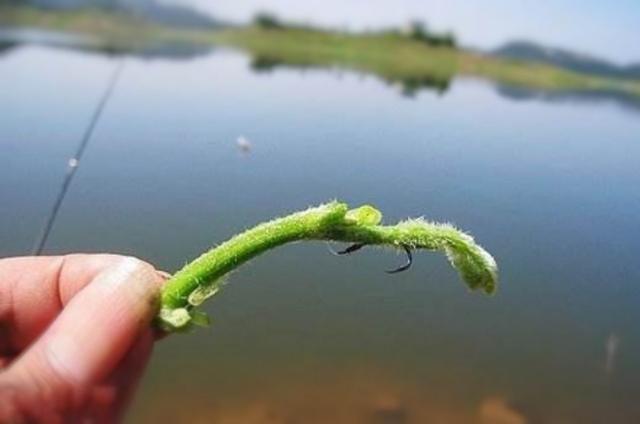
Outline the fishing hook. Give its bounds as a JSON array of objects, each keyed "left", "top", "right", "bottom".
[
  {"left": 328, "top": 242, "right": 413, "bottom": 274},
  {"left": 326, "top": 242, "right": 365, "bottom": 256},
  {"left": 385, "top": 245, "right": 413, "bottom": 274}
]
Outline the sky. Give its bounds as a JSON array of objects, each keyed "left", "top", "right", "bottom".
[{"left": 173, "top": 0, "right": 640, "bottom": 64}]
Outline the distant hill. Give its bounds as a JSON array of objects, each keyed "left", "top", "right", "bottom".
[
  {"left": 492, "top": 41, "right": 640, "bottom": 80},
  {"left": 4, "top": 0, "right": 222, "bottom": 28}
]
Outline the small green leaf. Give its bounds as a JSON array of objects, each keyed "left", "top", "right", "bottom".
[
  {"left": 158, "top": 307, "right": 191, "bottom": 330},
  {"left": 189, "top": 310, "right": 211, "bottom": 327},
  {"left": 188, "top": 279, "right": 224, "bottom": 306},
  {"left": 345, "top": 205, "right": 382, "bottom": 226}
]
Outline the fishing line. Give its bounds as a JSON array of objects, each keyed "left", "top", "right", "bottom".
[{"left": 31, "top": 60, "right": 125, "bottom": 255}]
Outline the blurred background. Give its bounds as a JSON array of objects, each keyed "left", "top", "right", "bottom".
[{"left": 1, "top": 1, "right": 640, "bottom": 423}]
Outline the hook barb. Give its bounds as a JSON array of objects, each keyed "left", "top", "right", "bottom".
[{"left": 385, "top": 245, "right": 413, "bottom": 274}]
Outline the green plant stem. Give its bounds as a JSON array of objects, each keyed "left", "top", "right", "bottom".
[{"left": 157, "top": 201, "right": 497, "bottom": 331}]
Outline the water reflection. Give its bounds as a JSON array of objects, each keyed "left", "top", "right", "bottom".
[
  {"left": 86, "top": 41, "right": 214, "bottom": 61},
  {"left": 392, "top": 75, "right": 450, "bottom": 97},
  {"left": 0, "top": 28, "right": 94, "bottom": 50},
  {"left": 497, "top": 85, "right": 640, "bottom": 113},
  {"left": 2, "top": 30, "right": 638, "bottom": 112},
  {"left": 134, "top": 367, "right": 530, "bottom": 424},
  {"left": 250, "top": 54, "right": 451, "bottom": 98},
  {"left": 0, "top": 40, "right": 18, "bottom": 55},
  {"left": 247, "top": 50, "right": 640, "bottom": 110},
  {"left": 0, "top": 28, "right": 214, "bottom": 61},
  {"left": 604, "top": 333, "right": 619, "bottom": 378}
]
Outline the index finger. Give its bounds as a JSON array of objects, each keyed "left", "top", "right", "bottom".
[{"left": 0, "top": 254, "right": 151, "bottom": 356}]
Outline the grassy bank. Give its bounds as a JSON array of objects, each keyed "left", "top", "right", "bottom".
[
  {"left": 2, "top": 6, "right": 639, "bottom": 98},
  {"left": 215, "top": 27, "right": 640, "bottom": 97},
  {"left": 215, "top": 27, "right": 456, "bottom": 94}
]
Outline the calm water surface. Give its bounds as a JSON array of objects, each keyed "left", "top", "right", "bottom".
[{"left": 1, "top": 44, "right": 640, "bottom": 423}]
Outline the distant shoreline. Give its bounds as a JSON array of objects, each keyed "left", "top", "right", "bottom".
[{"left": 2, "top": 6, "right": 639, "bottom": 100}]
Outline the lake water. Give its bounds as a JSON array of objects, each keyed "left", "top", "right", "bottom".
[{"left": 1, "top": 43, "right": 640, "bottom": 423}]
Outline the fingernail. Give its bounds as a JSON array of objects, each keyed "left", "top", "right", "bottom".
[{"left": 95, "top": 257, "right": 154, "bottom": 296}]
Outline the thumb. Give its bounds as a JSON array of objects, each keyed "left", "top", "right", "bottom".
[{"left": 4, "top": 257, "right": 162, "bottom": 404}]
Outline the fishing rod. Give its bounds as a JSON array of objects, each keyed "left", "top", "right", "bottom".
[{"left": 31, "top": 60, "right": 125, "bottom": 255}]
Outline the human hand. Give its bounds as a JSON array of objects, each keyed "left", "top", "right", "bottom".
[{"left": 0, "top": 254, "right": 165, "bottom": 423}]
